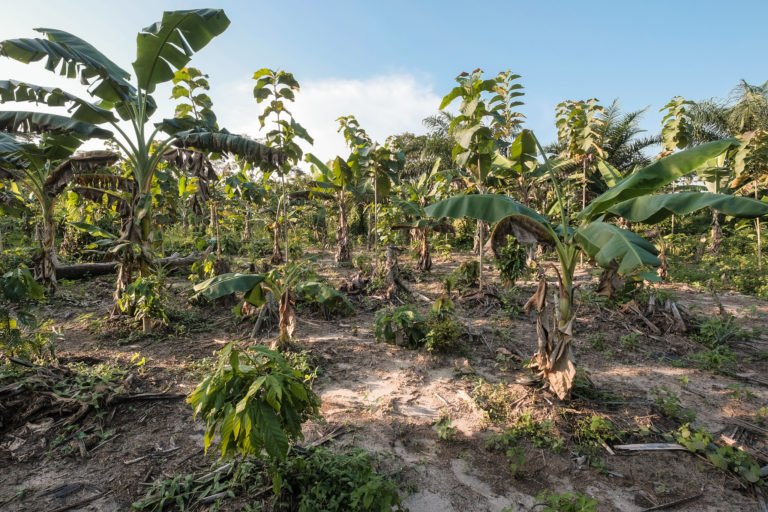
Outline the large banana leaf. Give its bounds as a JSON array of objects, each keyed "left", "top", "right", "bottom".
[
  {"left": 169, "top": 128, "right": 283, "bottom": 167},
  {"left": 0, "top": 29, "right": 148, "bottom": 118},
  {"left": 581, "top": 139, "right": 737, "bottom": 220},
  {"left": 607, "top": 192, "right": 768, "bottom": 224},
  {"left": 424, "top": 193, "right": 550, "bottom": 225},
  {"left": 0, "top": 111, "right": 112, "bottom": 139},
  {"left": 192, "top": 273, "right": 265, "bottom": 305},
  {"left": 575, "top": 221, "right": 659, "bottom": 274},
  {"left": 0, "top": 80, "right": 117, "bottom": 124},
  {"left": 133, "top": 9, "right": 230, "bottom": 93}
]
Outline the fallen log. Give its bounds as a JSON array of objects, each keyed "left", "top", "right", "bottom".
[{"left": 54, "top": 252, "right": 203, "bottom": 280}]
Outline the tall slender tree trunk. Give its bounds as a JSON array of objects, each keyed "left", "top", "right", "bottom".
[
  {"left": 417, "top": 228, "right": 432, "bottom": 272},
  {"left": 756, "top": 187, "right": 762, "bottom": 271},
  {"left": 336, "top": 196, "right": 350, "bottom": 264},
  {"left": 271, "top": 223, "right": 284, "bottom": 265},
  {"left": 38, "top": 204, "right": 59, "bottom": 289},
  {"left": 708, "top": 210, "right": 722, "bottom": 254}
]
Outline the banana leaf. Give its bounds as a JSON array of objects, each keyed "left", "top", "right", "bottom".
[
  {"left": 575, "top": 221, "right": 659, "bottom": 274},
  {"left": 606, "top": 192, "right": 768, "bottom": 224},
  {"left": 424, "top": 193, "right": 549, "bottom": 225}
]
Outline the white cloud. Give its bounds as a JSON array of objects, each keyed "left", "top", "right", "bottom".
[{"left": 217, "top": 74, "right": 442, "bottom": 163}]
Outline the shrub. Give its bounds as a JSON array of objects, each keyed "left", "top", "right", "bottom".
[
  {"left": 187, "top": 343, "right": 320, "bottom": 461},
  {"left": 272, "top": 447, "right": 402, "bottom": 512},
  {"left": 494, "top": 235, "right": 528, "bottom": 285},
  {"left": 117, "top": 275, "right": 169, "bottom": 326},
  {"left": 374, "top": 305, "right": 428, "bottom": 349}
]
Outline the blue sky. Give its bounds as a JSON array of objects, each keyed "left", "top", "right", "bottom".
[{"left": 1, "top": 0, "right": 766, "bottom": 160}]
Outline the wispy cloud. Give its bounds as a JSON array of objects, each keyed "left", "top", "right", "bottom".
[{"left": 218, "top": 74, "right": 442, "bottom": 162}]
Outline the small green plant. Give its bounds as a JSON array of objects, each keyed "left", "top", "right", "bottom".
[
  {"left": 690, "top": 345, "right": 736, "bottom": 372},
  {"left": 374, "top": 305, "right": 428, "bottom": 349},
  {"left": 573, "top": 415, "right": 623, "bottom": 448},
  {"left": 433, "top": 414, "right": 457, "bottom": 441},
  {"left": 187, "top": 343, "right": 320, "bottom": 461},
  {"left": 271, "top": 447, "right": 402, "bottom": 511},
  {"left": 450, "top": 260, "right": 479, "bottom": 290},
  {"left": 673, "top": 424, "right": 762, "bottom": 484},
  {"left": 585, "top": 333, "right": 606, "bottom": 351},
  {"left": 651, "top": 387, "right": 695, "bottom": 423},
  {"left": 694, "top": 315, "right": 749, "bottom": 348},
  {"left": 619, "top": 332, "right": 640, "bottom": 351},
  {"left": 533, "top": 491, "right": 598, "bottom": 512},
  {"left": 117, "top": 275, "right": 169, "bottom": 327},
  {"left": 487, "top": 412, "right": 564, "bottom": 453},
  {"left": 352, "top": 254, "right": 373, "bottom": 275},
  {"left": 677, "top": 375, "right": 690, "bottom": 386},
  {"left": 296, "top": 281, "right": 354, "bottom": 319},
  {"left": 725, "top": 384, "right": 756, "bottom": 401},
  {"left": 494, "top": 235, "right": 528, "bottom": 285},
  {"left": 472, "top": 380, "right": 519, "bottom": 423}
]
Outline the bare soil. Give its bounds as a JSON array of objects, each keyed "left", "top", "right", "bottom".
[{"left": 1, "top": 251, "right": 767, "bottom": 511}]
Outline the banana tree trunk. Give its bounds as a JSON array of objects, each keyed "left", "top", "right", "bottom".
[
  {"left": 336, "top": 196, "right": 351, "bottom": 264},
  {"left": 525, "top": 272, "right": 576, "bottom": 401},
  {"left": 273, "top": 290, "right": 296, "bottom": 350},
  {"left": 417, "top": 228, "right": 432, "bottom": 272},
  {"left": 271, "top": 224, "right": 284, "bottom": 265},
  {"left": 37, "top": 204, "right": 59, "bottom": 289},
  {"left": 708, "top": 209, "right": 722, "bottom": 254}
]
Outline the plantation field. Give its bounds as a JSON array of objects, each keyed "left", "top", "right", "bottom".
[{"left": 2, "top": 251, "right": 766, "bottom": 511}]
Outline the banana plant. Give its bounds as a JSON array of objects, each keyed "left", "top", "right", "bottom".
[
  {"left": 391, "top": 158, "right": 453, "bottom": 271},
  {"left": 426, "top": 138, "right": 768, "bottom": 399},
  {"left": 192, "top": 264, "right": 348, "bottom": 349},
  {"left": 0, "top": 9, "right": 283, "bottom": 329},
  {"left": 0, "top": 131, "right": 118, "bottom": 288}
]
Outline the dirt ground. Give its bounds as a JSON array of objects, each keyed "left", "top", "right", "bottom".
[{"left": 1, "top": 250, "right": 767, "bottom": 511}]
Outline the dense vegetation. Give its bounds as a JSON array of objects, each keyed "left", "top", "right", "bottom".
[{"left": 1, "top": 8, "right": 767, "bottom": 512}]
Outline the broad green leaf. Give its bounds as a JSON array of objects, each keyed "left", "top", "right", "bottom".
[
  {"left": 581, "top": 139, "right": 738, "bottom": 220},
  {"left": 163, "top": 127, "right": 283, "bottom": 167},
  {"left": 0, "top": 80, "right": 117, "bottom": 124},
  {"left": 192, "top": 272, "right": 265, "bottom": 301},
  {"left": 606, "top": 192, "right": 768, "bottom": 224},
  {"left": 425, "top": 193, "right": 550, "bottom": 225},
  {"left": 0, "top": 111, "right": 112, "bottom": 139},
  {"left": 70, "top": 221, "right": 117, "bottom": 239},
  {"left": 133, "top": 9, "right": 230, "bottom": 93},
  {"left": 575, "top": 221, "right": 659, "bottom": 274}
]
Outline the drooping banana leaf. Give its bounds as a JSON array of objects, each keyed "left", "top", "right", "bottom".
[
  {"left": 133, "top": 9, "right": 230, "bottom": 94},
  {"left": 424, "top": 193, "right": 550, "bottom": 225},
  {"left": 0, "top": 80, "right": 117, "bottom": 124},
  {"left": 606, "top": 192, "right": 768, "bottom": 224},
  {"left": 169, "top": 128, "right": 283, "bottom": 168},
  {"left": 581, "top": 139, "right": 738, "bottom": 220},
  {"left": 490, "top": 214, "right": 554, "bottom": 257},
  {"left": 192, "top": 273, "right": 266, "bottom": 305},
  {"left": 44, "top": 150, "right": 120, "bottom": 197},
  {"left": 575, "top": 221, "right": 659, "bottom": 274},
  {"left": 0, "top": 111, "right": 112, "bottom": 139}
]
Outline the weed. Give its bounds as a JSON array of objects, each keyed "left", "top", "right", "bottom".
[
  {"left": 531, "top": 491, "right": 598, "bottom": 512},
  {"left": 486, "top": 412, "right": 564, "bottom": 453},
  {"left": 450, "top": 260, "right": 479, "bottom": 290},
  {"left": 672, "top": 424, "right": 762, "bottom": 484},
  {"left": 619, "top": 332, "right": 640, "bottom": 351},
  {"left": 573, "top": 415, "right": 624, "bottom": 449},
  {"left": 694, "top": 315, "right": 749, "bottom": 348},
  {"left": 272, "top": 447, "right": 402, "bottom": 511},
  {"left": 433, "top": 415, "right": 457, "bottom": 441},
  {"left": 374, "top": 305, "right": 427, "bottom": 349},
  {"left": 472, "top": 380, "right": 519, "bottom": 423},
  {"left": 651, "top": 387, "right": 696, "bottom": 423},
  {"left": 725, "top": 384, "right": 756, "bottom": 401},
  {"left": 690, "top": 345, "right": 736, "bottom": 372},
  {"left": 585, "top": 333, "right": 606, "bottom": 351}
]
